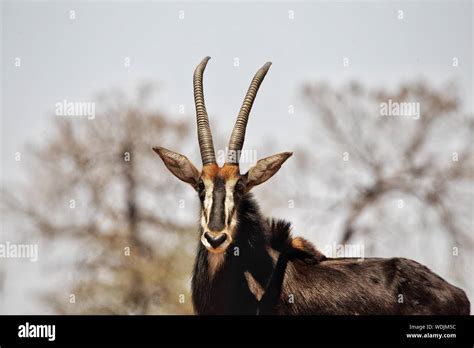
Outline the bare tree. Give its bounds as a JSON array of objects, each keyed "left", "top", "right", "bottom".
[
  {"left": 294, "top": 80, "right": 473, "bottom": 293},
  {"left": 2, "top": 85, "right": 197, "bottom": 314}
]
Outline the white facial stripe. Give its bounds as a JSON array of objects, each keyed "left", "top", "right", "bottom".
[
  {"left": 202, "top": 179, "right": 214, "bottom": 224},
  {"left": 224, "top": 178, "right": 238, "bottom": 228},
  {"left": 229, "top": 214, "right": 237, "bottom": 232}
]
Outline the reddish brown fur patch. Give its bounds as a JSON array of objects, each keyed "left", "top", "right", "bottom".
[
  {"left": 201, "top": 163, "right": 240, "bottom": 181},
  {"left": 219, "top": 164, "right": 240, "bottom": 180},
  {"left": 291, "top": 237, "right": 306, "bottom": 250},
  {"left": 201, "top": 163, "right": 220, "bottom": 180},
  {"left": 290, "top": 237, "right": 327, "bottom": 263}
]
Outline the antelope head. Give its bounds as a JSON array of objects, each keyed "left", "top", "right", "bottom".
[{"left": 153, "top": 57, "right": 292, "bottom": 254}]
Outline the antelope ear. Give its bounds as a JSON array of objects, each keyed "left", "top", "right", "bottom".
[
  {"left": 153, "top": 147, "right": 200, "bottom": 186},
  {"left": 245, "top": 152, "right": 293, "bottom": 190}
]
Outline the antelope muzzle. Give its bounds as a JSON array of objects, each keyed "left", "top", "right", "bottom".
[{"left": 201, "top": 231, "right": 232, "bottom": 253}]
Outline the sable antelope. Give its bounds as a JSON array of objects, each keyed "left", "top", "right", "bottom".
[{"left": 153, "top": 57, "right": 470, "bottom": 315}]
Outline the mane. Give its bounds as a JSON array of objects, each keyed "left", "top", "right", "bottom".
[
  {"left": 267, "top": 218, "right": 326, "bottom": 263},
  {"left": 235, "top": 193, "right": 326, "bottom": 263}
]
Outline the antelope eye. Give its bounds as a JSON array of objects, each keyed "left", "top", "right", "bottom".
[
  {"left": 235, "top": 179, "right": 245, "bottom": 193},
  {"left": 196, "top": 180, "right": 205, "bottom": 194}
]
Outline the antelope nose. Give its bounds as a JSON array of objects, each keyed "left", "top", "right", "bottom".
[{"left": 204, "top": 232, "right": 227, "bottom": 248}]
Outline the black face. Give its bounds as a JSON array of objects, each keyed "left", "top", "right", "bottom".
[
  {"left": 153, "top": 146, "right": 293, "bottom": 253},
  {"left": 197, "top": 165, "right": 246, "bottom": 253}
]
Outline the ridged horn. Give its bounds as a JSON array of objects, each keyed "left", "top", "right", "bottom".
[
  {"left": 194, "top": 56, "right": 216, "bottom": 165},
  {"left": 227, "top": 61, "right": 272, "bottom": 164}
]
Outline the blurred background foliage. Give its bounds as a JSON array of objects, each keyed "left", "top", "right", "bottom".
[
  {"left": 2, "top": 85, "right": 196, "bottom": 314},
  {"left": 2, "top": 80, "right": 473, "bottom": 314}
]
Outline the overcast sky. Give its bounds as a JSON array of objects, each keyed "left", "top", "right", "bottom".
[{"left": 1, "top": 0, "right": 472, "bottom": 313}]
